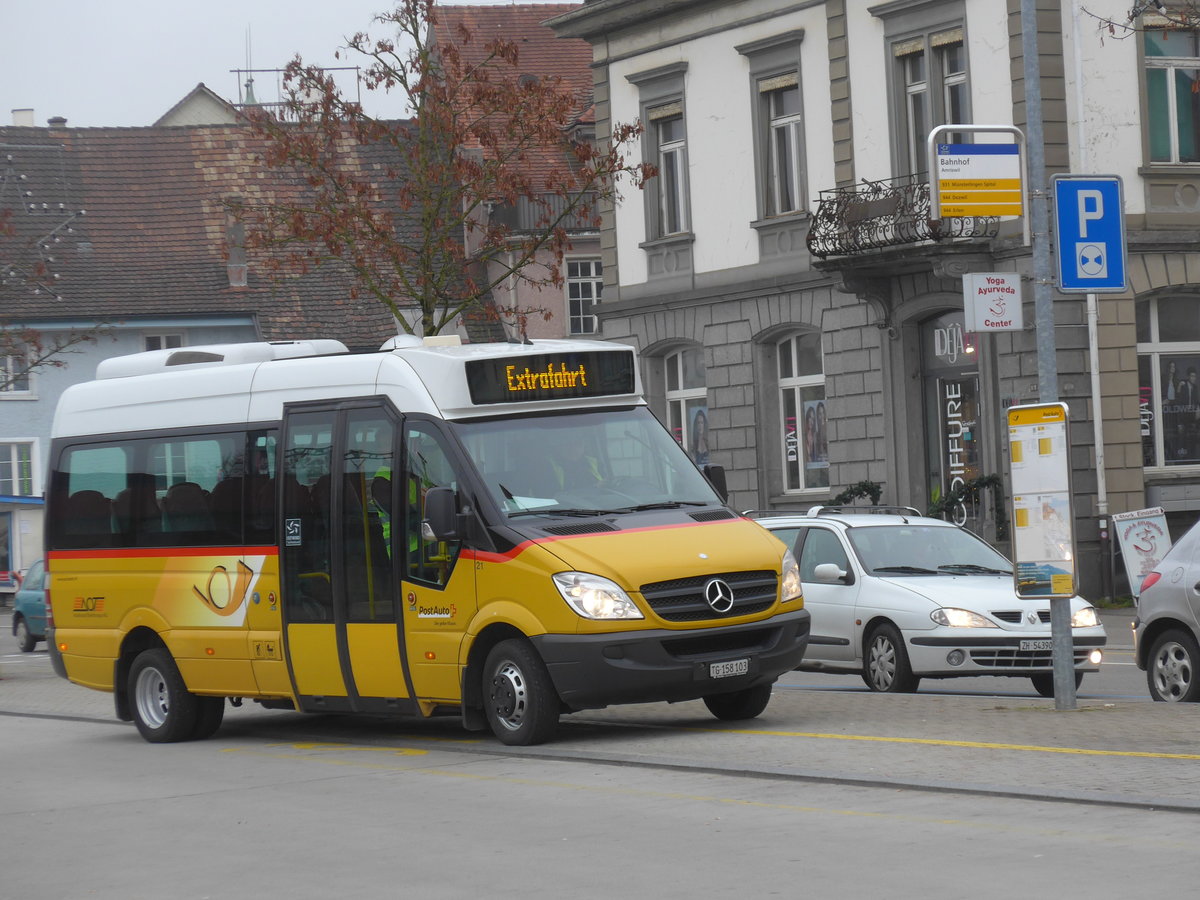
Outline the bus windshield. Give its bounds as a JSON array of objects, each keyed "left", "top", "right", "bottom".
[{"left": 452, "top": 407, "right": 722, "bottom": 517}]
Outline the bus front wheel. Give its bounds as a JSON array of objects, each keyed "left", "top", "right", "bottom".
[
  {"left": 129, "top": 648, "right": 202, "bottom": 743},
  {"left": 482, "top": 639, "right": 559, "bottom": 746}
]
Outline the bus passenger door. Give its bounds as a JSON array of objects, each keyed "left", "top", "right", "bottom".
[
  {"left": 280, "top": 403, "right": 415, "bottom": 715},
  {"left": 397, "top": 419, "right": 476, "bottom": 704}
]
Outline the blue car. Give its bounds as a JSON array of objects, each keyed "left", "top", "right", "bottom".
[{"left": 12, "top": 559, "right": 47, "bottom": 652}]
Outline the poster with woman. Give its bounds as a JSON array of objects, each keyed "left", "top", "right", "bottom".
[
  {"left": 1161, "top": 357, "right": 1200, "bottom": 464},
  {"left": 690, "top": 407, "right": 710, "bottom": 465},
  {"left": 803, "top": 400, "right": 828, "bottom": 468}
]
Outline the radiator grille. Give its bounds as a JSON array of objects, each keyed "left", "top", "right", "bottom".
[{"left": 640, "top": 569, "right": 777, "bottom": 622}]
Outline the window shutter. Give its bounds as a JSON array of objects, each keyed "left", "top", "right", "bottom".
[
  {"left": 758, "top": 72, "right": 799, "bottom": 92},
  {"left": 648, "top": 101, "right": 683, "bottom": 120}
]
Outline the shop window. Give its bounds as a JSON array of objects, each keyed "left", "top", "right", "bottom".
[
  {"left": 664, "top": 347, "right": 709, "bottom": 466},
  {"left": 778, "top": 333, "right": 827, "bottom": 491},
  {"left": 1138, "top": 296, "right": 1200, "bottom": 467}
]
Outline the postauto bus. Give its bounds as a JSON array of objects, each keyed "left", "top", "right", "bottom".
[{"left": 46, "top": 336, "right": 808, "bottom": 745}]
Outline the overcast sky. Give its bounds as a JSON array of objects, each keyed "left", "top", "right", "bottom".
[{"left": 3, "top": 1, "right": 570, "bottom": 128}]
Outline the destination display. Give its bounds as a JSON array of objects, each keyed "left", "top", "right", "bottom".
[{"left": 465, "top": 350, "right": 636, "bottom": 405}]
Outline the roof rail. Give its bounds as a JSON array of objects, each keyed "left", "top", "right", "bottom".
[
  {"left": 806, "top": 505, "right": 924, "bottom": 518},
  {"left": 741, "top": 509, "right": 815, "bottom": 519}
]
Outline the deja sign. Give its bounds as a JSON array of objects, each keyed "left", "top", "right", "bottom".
[{"left": 962, "top": 272, "right": 1023, "bottom": 333}]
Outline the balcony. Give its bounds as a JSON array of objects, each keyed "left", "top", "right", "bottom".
[
  {"left": 806, "top": 174, "right": 999, "bottom": 260},
  {"left": 488, "top": 193, "right": 600, "bottom": 234}
]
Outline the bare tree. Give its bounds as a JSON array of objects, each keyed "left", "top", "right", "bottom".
[{"left": 233, "top": 0, "right": 652, "bottom": 338}]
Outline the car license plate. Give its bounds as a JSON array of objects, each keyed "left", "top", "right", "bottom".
[
  {"left": 710, "top": 658, "right": 749, "bottom": 678},
  {"left": 1020, "top": 639, "right": 1053, "bottom": 652}
]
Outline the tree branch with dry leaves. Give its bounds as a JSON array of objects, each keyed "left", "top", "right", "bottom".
[{"left": 232, "top": 0, "right": 653, "bottom": 338}]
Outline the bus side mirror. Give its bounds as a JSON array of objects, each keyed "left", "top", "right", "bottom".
[
  {"left": 702, "top": 464, "right": 728, "bottom": 503},
  {"left": 423, "top": 486, "right": 460, "bottom": 541}
]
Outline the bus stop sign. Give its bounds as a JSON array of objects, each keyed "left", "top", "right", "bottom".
[{"left": 1052, "top": 175, "right": 1127, "bottom": 293}]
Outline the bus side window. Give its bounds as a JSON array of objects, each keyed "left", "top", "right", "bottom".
[{"left": 52, "top": 444, "right": 128, "bottom": 550}]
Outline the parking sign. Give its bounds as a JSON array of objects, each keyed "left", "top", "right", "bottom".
[{"left": 1052, "top": 175, "right": 1127, "bottom": 293}]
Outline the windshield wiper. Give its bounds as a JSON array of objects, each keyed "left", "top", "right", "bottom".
[
  {"left": 938, "top": 563, "right": 1012, "bottom": 575},
  {"left": 617, "top": 501, "right": 709, "bottom": 512},
  {"left": 507, "top": 507, "right": 612, "bottom": 519},
  {"left": 873, "top": 565, "right": 940, "bottom": 575}
]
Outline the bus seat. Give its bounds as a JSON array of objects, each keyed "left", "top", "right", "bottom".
[
  {"left": 162, "top": 481, "right": 216, "bottom": 537},
  {"left": 113, "top": 484, "right": 163, "bottom": 540},
  {"left": 64, "top": 490, "right": 115, "bottom": 548},
  {"left": 208, "top": 477, "right": 243, "bottom": 542}
]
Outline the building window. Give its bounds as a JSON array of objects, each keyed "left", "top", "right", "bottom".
[
  {"left": 762, "top": 75, "right": 804, "bottom": 216},
  {"left": 627, "top": 62, "right": 689, "bottom": 245},
  {"left": 892, "top": 25, "right": 969, "bottom": 176},
  {"left": 651, "top": 105, "right": 689, "bottom": 236},
  {"left": 145, "top": 333, "right": 184, "bottom": 352},
  {"left": 1138, "top": 295, "right": 1200, "bottom": 468},
  {"left": 664, "top": 347, "right": 708, "bottom": 465},
  {"left": 0, "top": 441, "right": 36, "bottom": 496},
  {"left": 778, "top": 333, "right": 827, "bottom": 491},
  {"left": 1144, "top": 25, "right": 1200, "bottom": 164},
  {"left": 566, "top": 259, "right": 602, "bottom": 335},
  {"left": 737, "top": 31, "right": 806, "bottom": 224},
  {"left": 1, "top": 352, "right": 31, "bottom": 395}
]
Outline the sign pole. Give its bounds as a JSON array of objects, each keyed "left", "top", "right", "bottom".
[{"left": 1020, "top": 0, "right": 1075, "bottom": 710}]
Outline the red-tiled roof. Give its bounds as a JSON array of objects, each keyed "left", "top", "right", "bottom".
[
  {"left": 431, "top": 4, "right": 592, "bottom": 188},
  {"left": 1, "top": 124, "right": 398, "bottom": 351}
]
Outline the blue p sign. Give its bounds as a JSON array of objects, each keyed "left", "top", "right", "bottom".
[{"left": 1052, "top": 176, "right": 1127, "bottom": 293}]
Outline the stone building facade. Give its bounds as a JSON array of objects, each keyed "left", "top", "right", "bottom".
[{"left": 549, "top": 0, "right": 1200, "bottom": 599}]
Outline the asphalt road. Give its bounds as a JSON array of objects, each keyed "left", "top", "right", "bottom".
[{"left": 5, "top": 607, "right": 1200, "bottom": 897}]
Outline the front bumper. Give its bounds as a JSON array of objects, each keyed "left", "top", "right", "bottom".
[
  {"left": 906, "top": 631, "right": 1107, "bottom": 676},
  {"left": 531, "top": 607, "right": 811, "bottom": 710}
]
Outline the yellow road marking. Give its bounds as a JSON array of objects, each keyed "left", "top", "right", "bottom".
[{"left": 688, "top": 726, "right": 1200, "bottom": 760}]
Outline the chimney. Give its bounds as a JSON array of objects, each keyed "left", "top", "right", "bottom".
[
  {"left": 12, "top": 108, "right": 34, "bottom": 127},
  {"left": 47, "top": 116, "right": 68, "bottom": 127}
]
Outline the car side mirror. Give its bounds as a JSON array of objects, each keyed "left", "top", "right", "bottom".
[{"left": 813, "top": 562, "right": 849, "bottom": 584}]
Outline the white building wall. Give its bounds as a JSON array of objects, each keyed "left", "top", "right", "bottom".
[
  {"left": 607, "top": 3, "right": 830, "bottom": 288},
  {"left": 1063, "top": 2, "right": 1145, "bottom": 211}
]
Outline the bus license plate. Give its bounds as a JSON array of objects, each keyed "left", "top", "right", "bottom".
[
  {"left": 710, "top": 658, "right": 749, "bottom": 679},
  {"left": 1020, "top": 639, "right": 1053, "bottom": 652}
]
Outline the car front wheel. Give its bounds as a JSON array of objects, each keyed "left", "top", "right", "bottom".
[
  {"left": 863, "top": 623, "right": 920, "bottom": 693},
  {"left": 1030, "top": 671, "right": 1084, "bottom": 698},
  {"left": 1146, "top": 629, "right": 1200, "bottom": 702},
  {"left": 703, "top": 683, "right": 773, "bottom": 721},
  {"left": 14, "top": 616, "right": 37, "bottom": 653}
]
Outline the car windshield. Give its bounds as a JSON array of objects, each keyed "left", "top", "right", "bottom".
[
  {"left": 451, "top": 407, "right": 722, "bottom": 517},
  {"left": 846, "top": 524, "right": 1012, "bottom": 576}
]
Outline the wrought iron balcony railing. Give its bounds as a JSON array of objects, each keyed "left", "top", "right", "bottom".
[{"left": 806, "top": 174, "right": 999, "bottom": 260}]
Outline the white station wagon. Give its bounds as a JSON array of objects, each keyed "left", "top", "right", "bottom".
[{"left": 751, "top": 507, "right": 1107, "bottom": 695}]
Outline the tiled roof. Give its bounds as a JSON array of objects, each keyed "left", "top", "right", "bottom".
[
  {"left": 0, "top": 124, "right": 399, "bottom": 351},
  {"left": 432, "top": 4, "right": 592, "bottom": 188}
]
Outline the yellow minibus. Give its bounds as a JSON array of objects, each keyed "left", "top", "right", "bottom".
[{"left": 46, "top": 337, "right": 808, "bottom": 744}]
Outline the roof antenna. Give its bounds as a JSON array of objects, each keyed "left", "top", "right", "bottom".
[{"left": 243, "top": 27, "right": 257, "bottom": 105}]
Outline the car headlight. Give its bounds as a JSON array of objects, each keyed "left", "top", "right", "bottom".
[
  {"left": 931, "top": 608, "right": 999, "bottom": 628},
  {"left": 1071, "top": 606, "right": 1100, "bottom": 628},
  {"left": 552, "top": 572, "right": 644, "bottom": 620},
  {"left": 781, "top": 549, "right": 803, "bottom": 603}
]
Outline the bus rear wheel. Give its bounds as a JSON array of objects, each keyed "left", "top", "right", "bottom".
[
  {"left": 129, "top": 648, "right": 202, "bottom": 743},
  {"left": 483, "top": 639, "right": 559, "bottom": 746}
]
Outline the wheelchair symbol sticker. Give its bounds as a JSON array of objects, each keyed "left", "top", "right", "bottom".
[{"left": 1075, "top": 242, "right": 1107, "bottom": 279}]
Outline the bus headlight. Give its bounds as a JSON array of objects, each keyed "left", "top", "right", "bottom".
[
  {"left": 553, "top": 572, "right": 644, "bottom": 620},
  {"left": 781, "top": 549, "right": 803, "bottom": 603}
]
